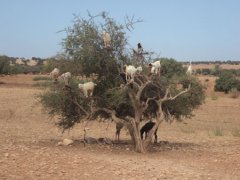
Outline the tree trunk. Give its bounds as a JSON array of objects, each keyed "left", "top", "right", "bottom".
[
  {"left": 134, "top": 135, "right": 145, "bottom": 153},
  {"left": 145, "top": 109, "right": 163, "bottom": 147},
  {"left": 130, "top": 120, "right": 146, "bottom": 153}
]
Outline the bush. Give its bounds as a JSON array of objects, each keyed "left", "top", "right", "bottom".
[
  {"left": 214, "top": 71, "right": 239, "bottom": 93},
  {"left": 201, "top": 68, "right": 211, "bottom": 75},
  {"left": 229, "top": 88, "right": 240, "bottom": 98},
  {"left": 33, "top": 76, "right": 51, "bottom": 81},
  {"left": 0, "top": 57, "right": 10, "bottom": 74}
]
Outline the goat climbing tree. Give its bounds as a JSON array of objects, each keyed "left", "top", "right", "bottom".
[{"left": 40, "top": 12, "right": 205, "bottom": 153}]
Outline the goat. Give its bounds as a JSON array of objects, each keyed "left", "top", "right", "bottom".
[
  {"left": 115, "top": 122, "right": 124, "bottom": 141},
  {"left": 186, "top": 61, "right": 192, "bottom": 76},
  {"left": 60, "top": 72, "right": 71, "bottom": 86},
  {"left": 125, "top": 65, "right": 143, "bottom": 82},
  {"left": 149, "top": 60, "right": 161, "bottom": 75},
  {"left": 115, "top": 121, "right": 158, "bottom": 143},
  {"left": 103, "top": 31, "right": 111, "bottom": 49},
  {"left": 49, "top": 68, "right": 60, "bottom": 82},
  {"left": 78, "top": 82, "right": 97, "bottom": 97},
  {"left": 140, "top": 121, "right": 158, "bottom": 144},
  {"left": 133, "top": 43, "right": 143, "bottom": 55}
]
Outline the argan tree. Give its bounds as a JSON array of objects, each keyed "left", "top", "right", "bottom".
[{"left": 40, "top": 12, "right": 205, "bottom": 153}]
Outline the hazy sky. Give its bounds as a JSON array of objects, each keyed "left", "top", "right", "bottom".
[{"left": 0, "top": 0, "right": 240, "bottom": 61}]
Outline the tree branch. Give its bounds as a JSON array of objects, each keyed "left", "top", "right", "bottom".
[
  {"left": 124, "top": 15, "right": 143, "bottom": 32},
  {"left": 159, "top": 84, "right": 191, "bottom": 104},
  {"left": 94, "top": 108, "right": 126, "bottom": 124},
  {"left": 136, "top": 80, "right": 151, "bottom": 100},
  {"left": 69, "top": 97, "right": 89, "bottom": 117},
  {"left": 142, "top": 97, "right": 156, "bottom": 111}
]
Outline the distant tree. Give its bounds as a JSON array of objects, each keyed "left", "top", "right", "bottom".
[
  {"left": 201, "top": 68, "right": 211, "bottom": 75},
  {"left": 211, "top": 65, "right": 222, "bottom": 76},
  {"left": 0, "top": 56, "right": 10, "bottom": 74},
  {"left": 215, "top": 71, "right": 239, "bottom": 93},
  {"left": 39, "top": 12, "right": 205, "bottom": 153}
]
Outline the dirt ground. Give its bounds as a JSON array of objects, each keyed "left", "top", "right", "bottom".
[{"left": 0, "top": 74, "right": 240, "bottom": 180}]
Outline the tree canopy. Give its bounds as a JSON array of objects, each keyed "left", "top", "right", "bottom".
[{"left": 40, "top": 12, "right": 205, "bottom": 153}]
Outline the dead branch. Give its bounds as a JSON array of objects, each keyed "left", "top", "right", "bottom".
[
  {"left": 69, "top": 97, "right": 89, "bottom": 117},
  {"left": 157, "top": 84, "right": 191, "bottom": 105},
  {"left": 95, "top": 108, "right": 126, "bottom": 125},
  {"left": 142, "top": 97, "right": 156, "bottom": 111},
  {"left": 124, "top": 15, "right": 143, "bottom": 32}
]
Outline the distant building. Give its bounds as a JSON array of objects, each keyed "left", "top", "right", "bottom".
[
  {"left": 26, "top": 58, "right": 38, "bottom": 66},
  {"left": 15, "top": 58, "right": 25, "bottom": 65}
]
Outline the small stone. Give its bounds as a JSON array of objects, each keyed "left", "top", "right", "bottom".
[
  {"left": 56, "top": 142, "right": 62, "bottom": 146},
  {"left": 62, "top": 138, "right": 74, "bottom": 146}
]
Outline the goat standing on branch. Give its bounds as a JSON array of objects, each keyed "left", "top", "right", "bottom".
[
  {"left": 186, "top": 61, "right": 192, "bottom": 76},
  {"left": 61, "top": 72, "right": 71, "bottom": 86},
  {"left": 149, "top": 60, "right": 161, "bottom": 75},
  {"left": 50, "top": 68, "right": 60, "bottom": 83},
  {"left": 78, "top": 82, "right": 97, "bottom": 97},
  {"left": 103, "top": 31, "right": 111, "bottom": 49},
  {"left": 125, "top": 65, "right": 143, "bottom": 83}
]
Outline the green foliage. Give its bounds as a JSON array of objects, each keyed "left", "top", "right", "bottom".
[
  {"left": 0, "top": 55, "right": 43, "bottom": 74},
  {"left": 0, "top": 56, "right": 11, "bottom": 74},
  {"left": 163, "top": 78, "right": 205, "bottom": 120},
  {"left": 160, "top": 58, "right": 185, "bottom": 80},
  {"left": 62, "top": 12, "right": 127, "bottom": 77},
  {"left": 39, "top": 12, "right": 205, "bottom": 136},
  {"left": 211, "top": 65, "right": 222, "bottom": 76},
  {"left": 214, "top": 71, "right": 239, "bottom": 93},
  {"left": 9, "top": 64, "right": 25, "bottom": 74},
  {"left": 42, "top": 58, "right": 79, "bottom": 75},
  {"left": 39, "top": 80, "right": 88, "bottom": 130},
  {"left": 201, "top": 68, "right": 211, "bottom": 75},
  {"left": 33, "top": 76, "right": 51, "bottom": 81}
]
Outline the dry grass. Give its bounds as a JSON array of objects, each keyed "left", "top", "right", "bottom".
[
  {"left": 0, "top": 74, "right": 240, "bottom": 179},
  {"left": 192, "top": 63, "right": 240, "bottom": 70}
]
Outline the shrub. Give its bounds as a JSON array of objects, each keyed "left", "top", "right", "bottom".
[
  {"left": 201, "top": 68, "right": 211, "bottom": 75},
  {"left": 214, "top": 71, "right": 239, "bottom": 93},
  {"left": 229, "top": 88, "right": 240, "bottom": 98},
  {"left": 213, "top": 126, "right": 224, "bottom": 136},
  {"left": 0, "top": 57, "right": 10, "bottom": 74},
  {"left": 33, "top": 76, "right": 51, "bottom": 81}
]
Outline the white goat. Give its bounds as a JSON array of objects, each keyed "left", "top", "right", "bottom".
[
  {"left": 78, "top": 82, "right": 97, "bottom": 97},
  {"left": 125, "top": 65, "right": 143, "bottom": 82},
  {"left": 61, "top": 72, "right": 71, "bottom": 86},
  {"left": 186, "top": 61, "right": 192, "bottom": 76},
  {"left": 50, "top": 68, "right": 60, "bottom": 82},
  {"left": 103, "top": 31, "right": 111, "bottom": 48},
  {"left": 149, "top": 60, "right": 161, "bottom": 75}
]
